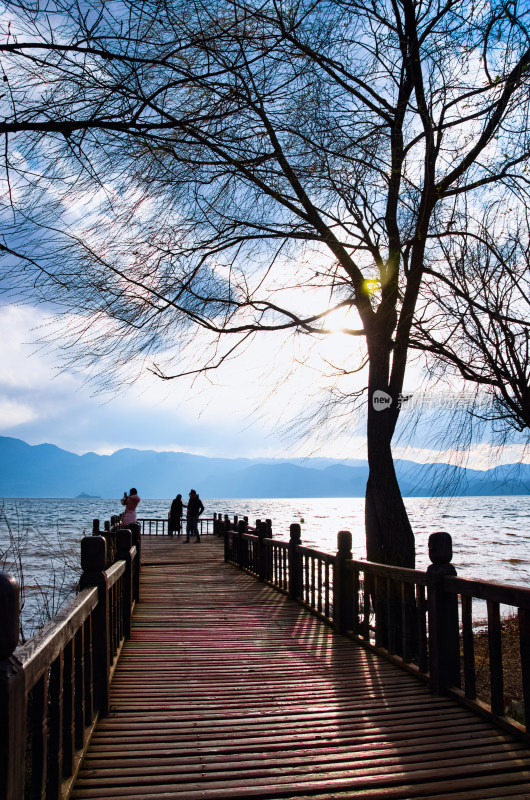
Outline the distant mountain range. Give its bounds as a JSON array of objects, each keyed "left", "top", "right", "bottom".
[{"left": 0, "top": 436, "right": 529, "bottom": 499}]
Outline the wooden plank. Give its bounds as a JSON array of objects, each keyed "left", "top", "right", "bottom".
[
  {"left": 71, "top": 536, "right": 530, "bottom": 800},
  {"left": 75, "top": 743, "right": 530, "bottom": 781},
  {"left": 80, "top": 731, "right": 521, "bottom": 766}
]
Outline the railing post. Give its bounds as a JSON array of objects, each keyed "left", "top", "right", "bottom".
[
  {"left": 256, "top": 521, "right": 268, "bottom": 581},
  {"left": 427, "top": 531, "right": 461, "bottom": 694},
  {"left": 237, "top": 519, "right": 247, "bottom": 569},
  {"left": 79, "top": 536, "right": 110, "bottom": 716},
  {"left": 288, "top": 523, "right": 302, "bottom": 600},
  {"left": 334, "top": 531, "right": 354, "bottom": 634},
  {"left": 224, "top": 527, "right": 231, "bottom": 562},
  {"left": 128, "top": 522, "right": 141, "bottom": 603},
  {"left": 0, "top": 572, "right": 25, "bottom": 800},
  {"left": 116, "top": 529, "right": 133, "bottom": 639},
  {"left": 92, "top": 518, "right": 100, "bottom": 535}
]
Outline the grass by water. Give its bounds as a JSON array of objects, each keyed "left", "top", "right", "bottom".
[{"left": 472, "top": 615, "right": 525, "bottom": 724}]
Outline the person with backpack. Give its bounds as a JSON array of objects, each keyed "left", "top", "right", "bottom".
[{"left": 185, "top": 489, "right": 204, "bottom": 542}]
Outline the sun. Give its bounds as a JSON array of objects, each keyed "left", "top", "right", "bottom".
[
  {"left": 316, "top": 304, "right": 366, "bottom": 369},
  {"left": 362, "top": 279, "right": 379, "bottom": 296},
  {"left": 323, "top": 304, "right": 355, "bottom": 334}
]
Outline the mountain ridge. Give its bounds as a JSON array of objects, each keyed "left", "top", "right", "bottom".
[{"left": 0, "top": 435, "right": 529, "bottom": 498}]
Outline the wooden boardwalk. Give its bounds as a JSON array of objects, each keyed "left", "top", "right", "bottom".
[{"left": 71, "top": 536, "right": 530, "bottom": 800}]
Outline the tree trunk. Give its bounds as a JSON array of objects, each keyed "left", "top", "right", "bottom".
[{"left": 365, "top": 362, "right": 415, "bottom": 569}]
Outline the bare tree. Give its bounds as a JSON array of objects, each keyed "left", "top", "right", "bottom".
[
  {"left": 1, "top": 0, "right": 530, "bottom": 566},
  {"left": 413, "top": 205, "right": 530, "bottom": 434},
  {"left": 0, "top": 502, "right": 80, "bottom": 641}
]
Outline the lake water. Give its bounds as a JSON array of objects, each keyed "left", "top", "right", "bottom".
[{"left": 1, "top": 495, "right": 530, "bottom": 637}]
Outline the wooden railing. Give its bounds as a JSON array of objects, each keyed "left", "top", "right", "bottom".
[
  {"left": 299, "top": 545, "right": 335, "bottom": 623},
  {"left": 0, "top": 522, "right": 141, "bottom": 800},
  {"left": 136, "top": 512, "right": 262, "bottom": 537},
  {"left": 223, "top": 520, "right": 530, "bottom": 742},
  {"left": 137, "top": 516, "right": 216, "bottom": 536}
]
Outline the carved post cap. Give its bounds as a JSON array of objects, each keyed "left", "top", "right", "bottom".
[
  {"left": 104, "top": 520, "right": 110, "bottom": 532},
  {"left": 237, "top": 519, "right": 248, "bottom": 533},
  {"left": 429, "top": 531, "right": 453, "bottom": 565},
  {"left": 0, "top": 572, "right": 19, "bottom": 659},
  {"left": 81, "top": 535, "right": 107, "bottom": 572},
  {"left": 337, "top": 530, "right": 352, "bottom": 555},
  {"left": 256, "top": 520, "right": 268, "bottom": 538},
  {"left": 92, "top": 518, "right": 100, "bottom": 534},
  {"left": 117, "top": 528, "right": 132, "bottom": 552},
  {"left": 289, "top": 523, "right": 301, "bottom": 543}
]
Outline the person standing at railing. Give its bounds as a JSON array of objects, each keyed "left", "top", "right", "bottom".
[
  {"left": 168, "top": 493, "right": 184, "bottom": 537},
  {"left": 121, "top": 488, "right": 141, "bottom": 526},
  {"left": 185, "top": 489, "right": 204, "bottom": 543}
]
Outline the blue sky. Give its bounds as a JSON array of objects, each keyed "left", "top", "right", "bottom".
[{"left": 2, "top": 301, "right": 529, "bottom": 468}]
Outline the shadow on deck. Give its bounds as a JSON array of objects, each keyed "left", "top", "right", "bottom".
[{"left": 71, "top": 536, "right": 530, "bottom": 800}]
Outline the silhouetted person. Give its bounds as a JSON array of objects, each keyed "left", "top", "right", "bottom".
[
  {"left": 168, "top": 493, "right": 184, "bottom": 537},
  {"left": 121, "top": 488, "right": 141, "bottom": 526},
  {"left": 185, "top": 489, "right": 204, "bottom": 542}
]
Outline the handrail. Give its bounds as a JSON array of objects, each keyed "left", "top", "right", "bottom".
[
  {"left": 446, "top": 574, "right": 530, "bottom": 605},
  {"left": 224, "top": 519, "right": 530, "bottom": 743},
  {"left": 16, "top": 586, "right": 99, "bottom": 690},
  {"left": 349, "top": 558, "right": 428, "bottom": 584},
  {"left": 0, "top": 521, "right": 142, "bottom": 800},
  {"left": 298, "top": 544, "right": 334, "bottom": 561},
  {"left": 106, "top": 557, "right": 126, "bottom": 587},
  {"left": 138, "top": 511, "right": 265, "bottom": 538},
  {"left": 137, "top": 515, "right": 216, "bottom": 536}
]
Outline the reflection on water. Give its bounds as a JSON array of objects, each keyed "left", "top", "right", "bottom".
[{"left": 1, "top": 495, "right": 529, "bottom": 635}]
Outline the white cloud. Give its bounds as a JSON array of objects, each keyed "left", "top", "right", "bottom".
[
  {"left": 0, "top": 305, "right": 77, "bottom": 389},
  {"left": 0, "top": 397, "right": 37, "bottom": 428},
  {"left": 392, "top": 443, "right": 530, "bottom": 470}
]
